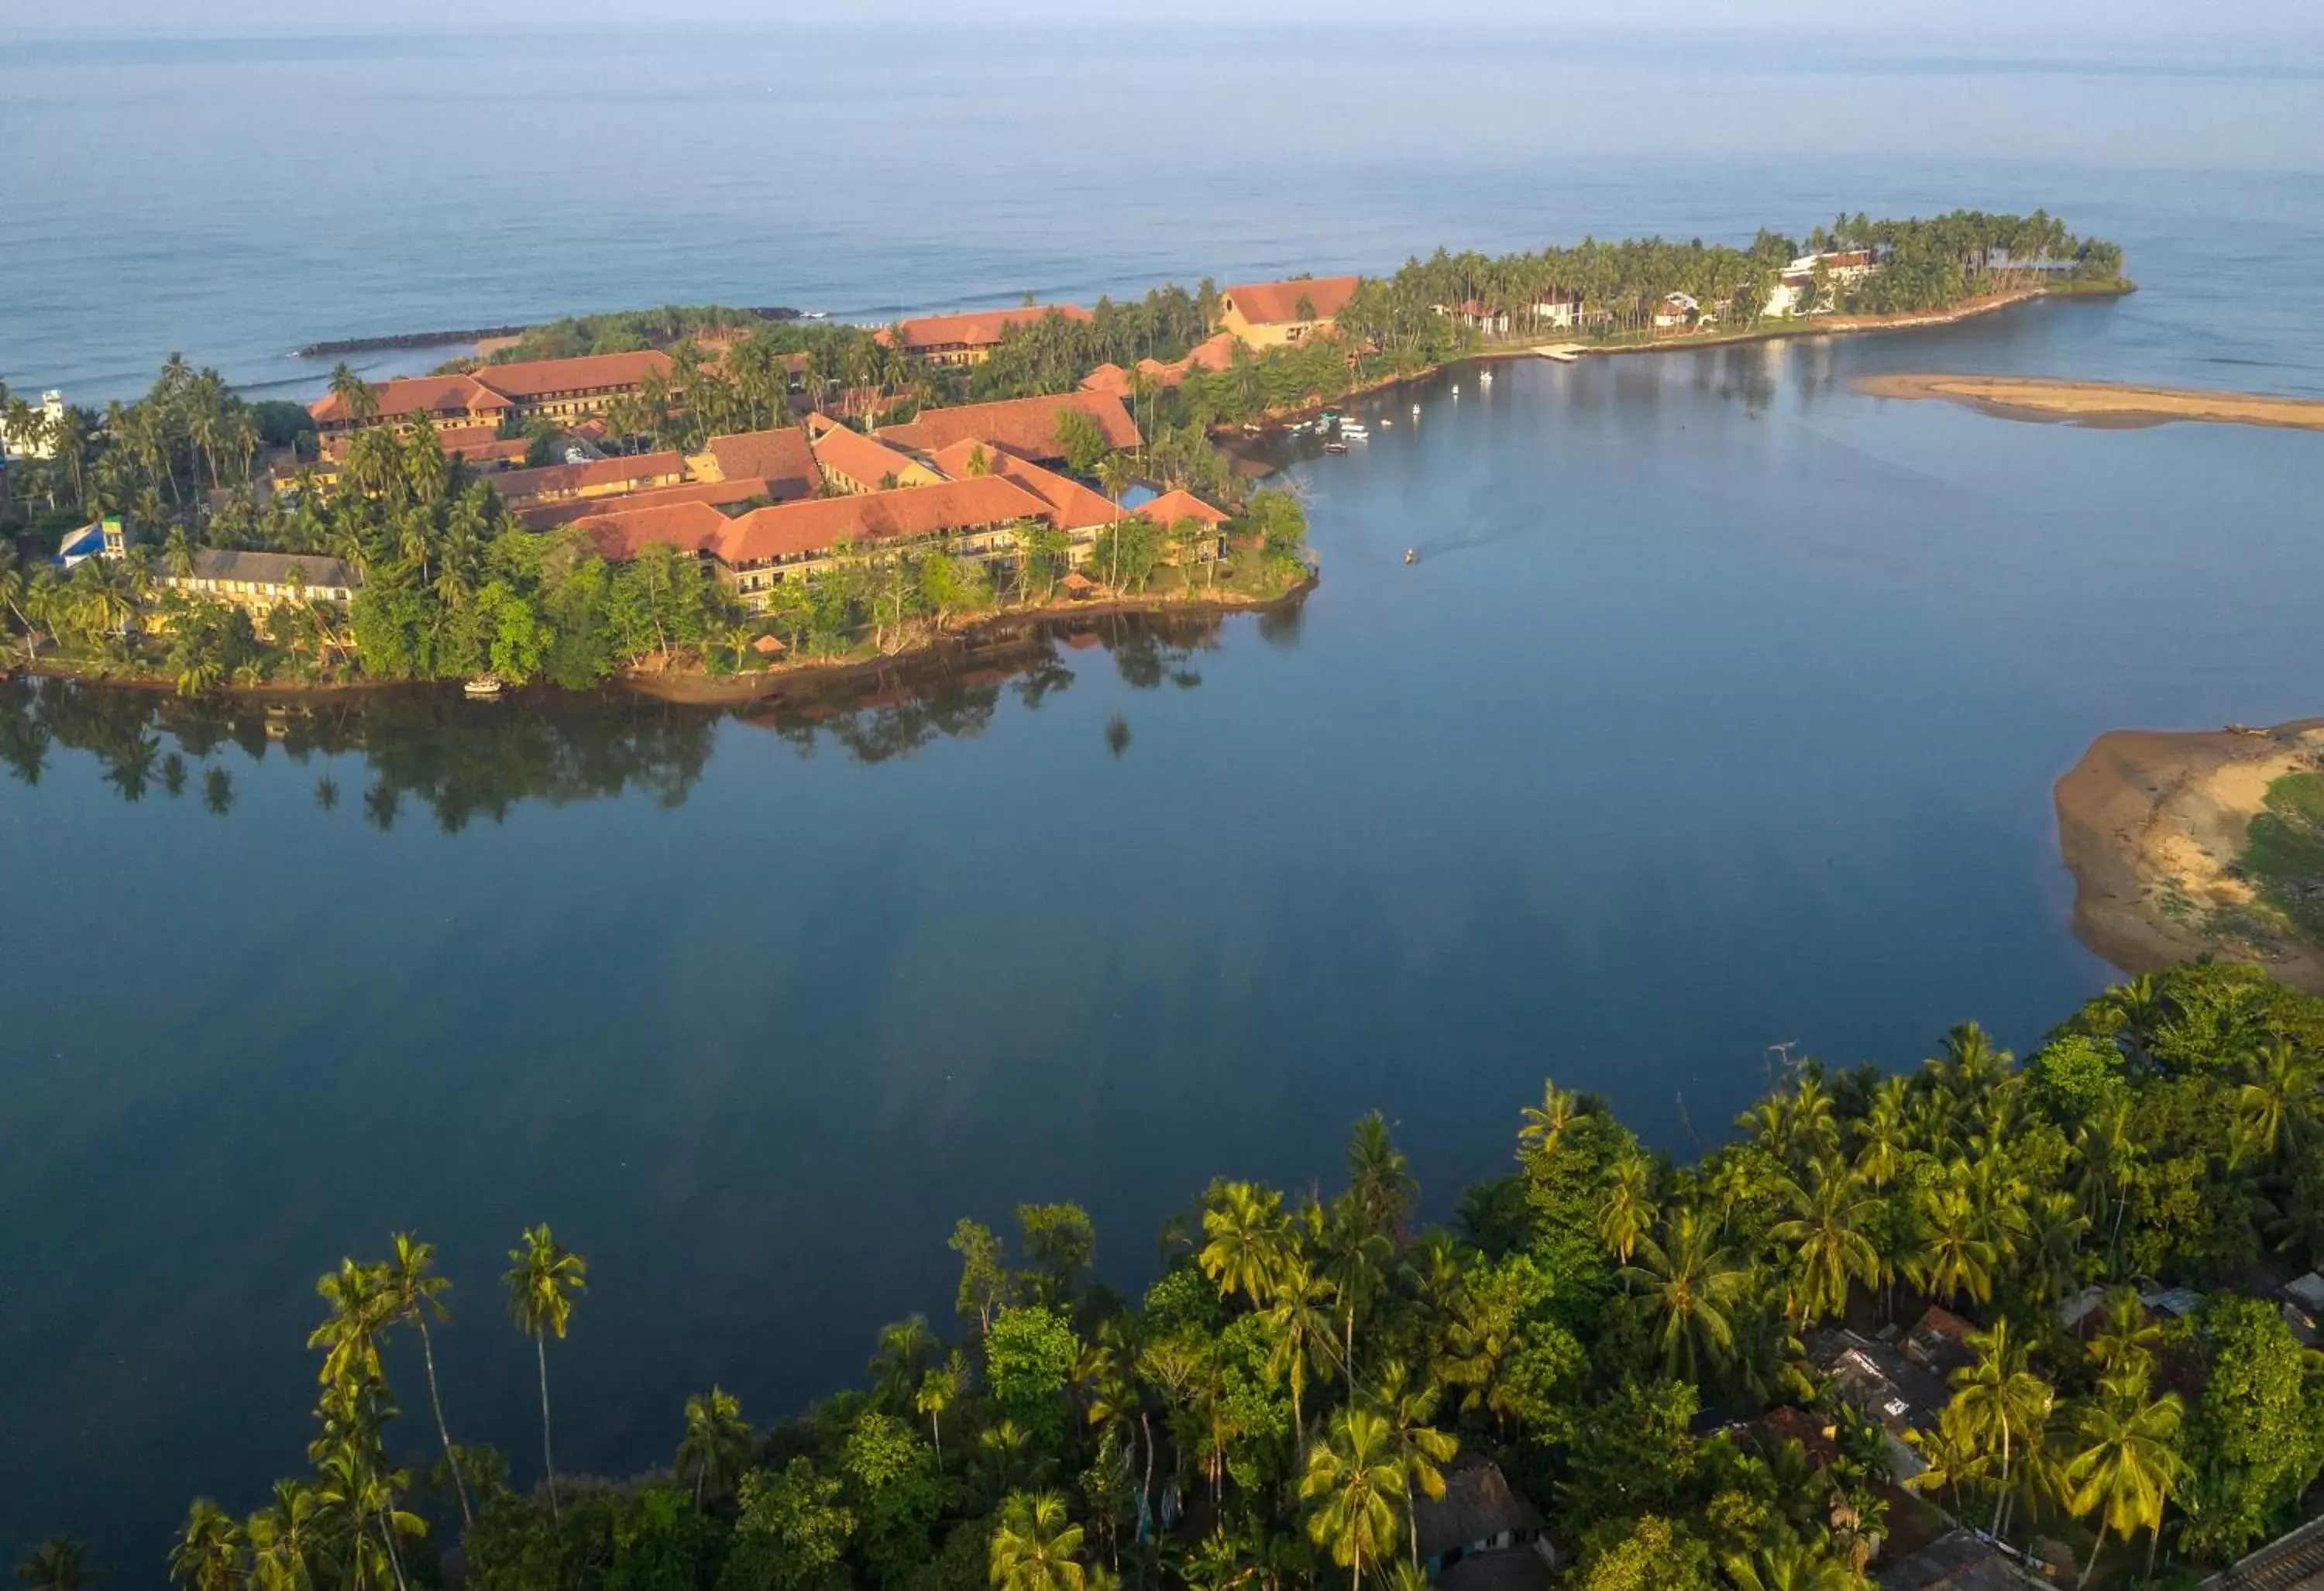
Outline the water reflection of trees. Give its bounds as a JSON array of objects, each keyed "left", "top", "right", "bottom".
[{"left": 0, "top": 602, "right": 1282, "bottom": 826}]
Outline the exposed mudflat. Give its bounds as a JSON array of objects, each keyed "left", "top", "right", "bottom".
[{"left": 2054, "top": 719, "right": 2324, "bottom": 991}]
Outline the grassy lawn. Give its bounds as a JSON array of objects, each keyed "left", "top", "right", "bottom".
[{"left": 2243, "top": 770, "right": 2324, "bottom": 941}]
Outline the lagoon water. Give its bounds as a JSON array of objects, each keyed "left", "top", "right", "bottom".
[{"left": 5, "top": 22, "right": 2324, "bottom": 1575}]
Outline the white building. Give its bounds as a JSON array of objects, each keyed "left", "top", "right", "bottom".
[{"left": 2, "top": 390, "right": 67, "bottom": 460}]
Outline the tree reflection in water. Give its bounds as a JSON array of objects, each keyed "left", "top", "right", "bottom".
[{"left": 0, "top": 604, "right": 1279, "bottom": 828}]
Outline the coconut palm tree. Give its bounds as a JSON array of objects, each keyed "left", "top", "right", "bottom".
[
  {"left": 1367, "top": 1360, "right": 1457, "bottom": 1569},
  {"left": 246, "top": 1479, "right": 328, "bottom": 1591},
  {"left": 918, "top": 1349, "right": 966, "bottom": 1466},
  {"left": 1909, "top": 1182, "right": 1998, "bottom": 1307},
  {"left": 1517, "top": 1081, "right": 1588, "bottom": 1157},
  {"left": 309, "top": 1259, "right": 394, "bottom": 1386},
  {"left": 1316, "top": 1194, "right": 1391, "bottom": 1391},
  {"left": 1849, "top": 1077, "right": 1912, "bottom": 1190},
  {"left": 1301, "top": 1405, "right": 1404, "bottom": 1591},
  {"left": 2087, "top": 1287, "right": 2164, "bottom": 1383},
  {"left": 1947, "top": 1318, "right": 2054, "bottom": 1538},
  {"left": 2236, "top": 1036, "right": 2319, "bottom": 1165},
  {"left": 1769, "top": 1160, "right": 1879, "bottom": 1325},
  {"left": 2061, "top": 1373, "right": 2188, "bottom": 1586},
  {"left": 989, "top": 1490, "right": 1088, "bottom": 1591},
  {"left": 503, "top": 1224, "right": 586, "bottom": 1521},
  {"left": 1262, "top": 1253, "right": 1344, "bottom": 1460},
  {"left": 13, "top": 1538, "right": 95, "bottom": 1591},
  {"left": 871, "top": 1314, "right": 940, "bottom": 1409},
  {"left": 1719, "top": 1533, "right": 1869, "bottom": 1591},
  {"left": 1623, "top": 1204, "right": 1748, "bottom": 1383},
  {"left": 676, "top": 1386, "right": 753, "bottom": 1506},
  {"left": 1597, "top": 1151, "right": 1659, "bottom": 1266},
  {"left": 379, "top": 1233, "right": 471, "bottom": 1526},
  {"left": 329, "top": 364, "right": 380, "bottom": 424},
  {"left": 1346, "top": 1112, "right": 1416, "bottom": 1239},
  {"left": 167, "top": 1500, "right": 247, "bottom": 1591},
  {"left": 1200, "top": 1180, "right": 1291, "bottom": 1307}
]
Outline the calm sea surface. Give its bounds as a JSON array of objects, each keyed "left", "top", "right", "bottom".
[{"left": 4, "top": 25, "right": 2324, "bottom": 1576}]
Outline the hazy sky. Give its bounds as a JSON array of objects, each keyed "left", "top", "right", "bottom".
[{"left": 9, "top": 0, "right": 2322, "bottom": 41}]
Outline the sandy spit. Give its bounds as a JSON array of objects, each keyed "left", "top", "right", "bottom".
[{"left": 1856, "top": 373, "right": 2324, "bottom": 433}]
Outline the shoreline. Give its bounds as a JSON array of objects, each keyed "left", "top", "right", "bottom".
[
  {"left": 2054, "top": 717, "right": 2324, "bottom": 993},
  {"left": 1227, "top": 283, "right": 2120, "bottom": 441},
  {"left": 1853, "top": 370, "right": 2324, "bottom": 433},
  {"left": 8, "top": 580, "right": 1313, "bottom": 708}
]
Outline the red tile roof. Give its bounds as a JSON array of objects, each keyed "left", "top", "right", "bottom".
[
  {"left": 518, "top": 476, "right": 774, "bottom": 531},
  {"left": 716, "top": 476, "right": 1052, "bottom": 565},
  {"left": 1136, "top": 488, "right": 1231, "bottom": 527},
  {"left": 888, "top": 304, "right": 1093, "bottom": 352},
  {"left": 311, "top": 373, "right": 509, "bottom": 427},
  {"left": 572, "top": 499, "right": 734, "bottom": 561},
  {"left": 702, "top": 428, "right": 821, "bottom": 500},
  {"left": 877, "top": 392, "right": 1141, "bottom": 461},
  {"left": 1221, "top": 274, "right": 1361, "bottom": 328},
  {"left": 444, "top": 436, "right": 533, "bottom": 468},
  {"left": 805, "top": 414, "right": 934, "bottom": 491},
  {"left": 1135, "top": 331, "right": 1242, "bottom": 388},
  {"left": 927, "top": 439, "right": 1120, "bottom": 532},
  {"left": 469, "top": 349, "right": 672, "bottom": 399},
  {"left": 1080, "top": 363, "right": 1133, "bottom": 397},
  {"left": 488, "top": 450, "right": 687, "bottom": 506}
]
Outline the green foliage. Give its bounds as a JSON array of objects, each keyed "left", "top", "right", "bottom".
[
  {"left": 1571, "top": 1513, "right": 1718, "bottom": 1591},
  {"left": 2026, "top": 1033, "right": 2127, "bottom": 1120},
  {"left": 2244, "top": 772, "right": 2324, "bottom": 940},
  {"left": 1016, "top": 1203, "right": 1097, "bottom": 1307},
  {"left": 985, "top": 1305, "right": 1083, "bottom": 1442},
  {"left": 721, "top": 1458, "right": 856, "bottom": 1591},
  {"left": 2178, "top": 1297, "right": 2324, "bottom": 1562}
]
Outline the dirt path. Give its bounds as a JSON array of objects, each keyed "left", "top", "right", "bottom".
[
  {"left": 1856, "top": 373, "right": 2324, "bottom": 432},
  {"left": 2054, "top": 719, "right": 2324, "bottom": 991}
]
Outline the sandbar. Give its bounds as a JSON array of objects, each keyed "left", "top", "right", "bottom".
[{"left": 1856, "top": 373, "right": 2324, "bottom": 432}]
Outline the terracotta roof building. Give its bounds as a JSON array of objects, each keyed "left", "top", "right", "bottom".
[
  {"left": 487, "top": 450, "right": 687, "bottom": 509},
  {"left": 518, "top": 475, "right": 775, "bottom": 531},
  {"left": 572, "top": 499, "right": 734, "bottom": 562},
  {"left": 927, "top": 439, "right": 1120, "bottom": 533},
  {"left": 310, "top": 350, "right": 672, "bottom": 438},
  {"left": 878, "top": 392, "right": 1140, "bottom": 462},
  {"left": 1136, "top": 488, "right": 1230, "bottom": 528},
  {"left": 1219, "top": 275, "right": 1361, "bottom": 349},
  {"left": 692, "top": 428, "right": 822, "bottom": 500},
  {"left": 886, "top": 304, "right": 1094, "bottom": 367},
  {"left": 1079, "top": 363, "right": 1133, "bottom": 398},
  {"left": 805, "top": 414, "right": 944, "bottom": 494}
]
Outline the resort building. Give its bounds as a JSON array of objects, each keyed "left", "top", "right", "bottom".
[
  {"left": 804, "top": 414, "right": 944, "bottom": 494},
  {"left": 712, "top": 476, "right": 1054, "bottom": 599},
  {"left": 2, "top": 389, "right": 67, "bottom": 459},
  {"left": 517, "top": 475, "right": 780, "bottom": 532},
  {"left": 308, "top": 350, "right": 674, "bottom": 440},
  {"left": 485, "top": 450, "right": 688, "bottom": 510},
  {"left": 688, "top": 428, "right": 823, "bottom": 501},
  {"left": 1216, "top": 275, "right": 1361, "bottom": 348},
  {"left": 157, "top": 548, "right": 362, "bottom": 612},
  {"left": 53, "top": 518, "right": 127, "bottom": 569},
  {"left": 1530, "top": 292, "right": 1584, "bottom": 330},
  {"left": 1079, "top": 332, "right": 1242, "bottom": 395},
  {"left": 876, "top": 391, "right": 1141, "bottom": 463},
  {"left": 885, "top": 304, "right": 1094, "bottom": 367},
  {"left": 1436, "top": 300, "right": 1510, "bottom": 335},
  {"left": 925, "top": 438, "right": 1121, "bottom": 560}
]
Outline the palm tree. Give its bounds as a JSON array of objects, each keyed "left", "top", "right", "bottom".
[
  {"left": 918, "top": 1349, "right": 966, "bottom": 1465},
  {"left": 1517, "top": 1081, "right": 1587, "bottom": 1157},
  {"left": 989, "top": 1490, "right": 1088, "bottom": 1591},
  {"left": 246, "top": 1477, "right": 328, "bottom": 1591},
  {"left": 504, "top": 1224, "right": 586, "bottom": 1521},
  {"left": 379, "top": 1233, "right": 471, "bottom": 1525},
  {"left": 1200, "top": 1180, "right": 1290, "bottom": 1307},
  {"left": 1947, "top": 1318, "right": 2054, "bottom": 1538},
  {"left": 2088, "top": 1287, "right": 2164, "bottom": 1383},
  {"left": 1769, "top": 1160, "right": 1879, "bottom": 1325},
  {"left": 1301, "top": 1406, "right": 1404, "bottom": 1591},
  {"left": 1623, "top": 1205, "right": 1748, "bottom": 1383},
  {"left": 871, "top": 1314, "right": 940, "bottom": 1409},
  {"left": 1262, "top": 1254, "right": 1344, "bottom": 1459},
  {"left": 1368, "top": 1361, "right": 1458, "bottom": 1569},
  {"left": 676, "top": 1386, "right": 753, "bottom": 1505},
  {"left": 1909, "top": 1182, "right": 1998, "bottom": 1307},
  {"left": 1720, "top": 1534, "right": 1868, "bottom": 1591},
  {"left": 1597, "top": 1151, "right": 1659, "bottom": 1266},
  {"left": 13, "top": 1539, "right": 95, "bottom": 1591},
  {"left": 1346, "top": 1112, "right": 1416, "bottom": 1239},
  {"left": 309, "top": 1259, "right": 394, "bottom": 1386},
  {"left": 1317, "top": 1194, "right": 1391, "bottom": 1391},
  {"left": 329, "top": 364, "right": 380, "bottom": 424},
  {"left": 167, "top": 1500, "right": 247, "bottom": 1591},
  {"left": 2236, "top": 1036, "right": 2319, "bottom": 1165},
  {"left": 1850, "top": 1077, "right": 1912, "bottom": 1190},
  {"left": 2061, "top": 1373, "right": 2188, "bottom": 1586}
]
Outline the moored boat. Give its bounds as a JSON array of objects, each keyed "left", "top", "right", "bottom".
[{"left": 464, "top": 675, "right": 504, "bottom": 701}]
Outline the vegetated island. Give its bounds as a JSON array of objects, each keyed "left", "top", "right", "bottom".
[
  {"left": 2056, "top": 718, "right": 2324, "bottom": 992},
  {"left": 0, "top": 208, "right": 2126, "bottom": 702},
  {"left": 16, "top": 960, "right": 2324, "bottom": 1591},
  {"left": 1857, "top": 373, "right": 2324, "bottom": 433}
]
